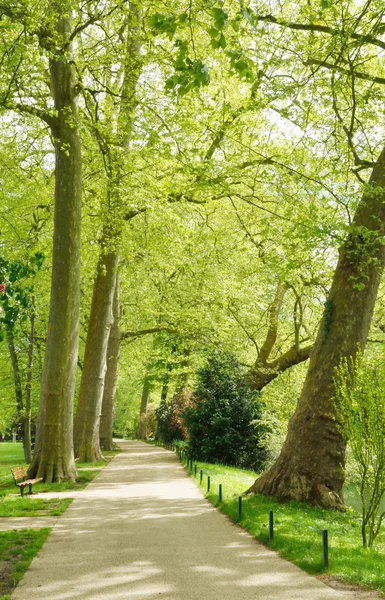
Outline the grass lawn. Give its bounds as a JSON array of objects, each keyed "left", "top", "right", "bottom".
[
  {"left": 0, "top": 443, "right": 120, "bottom": 516},
  {"left": 186, "top": 458, "right": 385, "bottom": 595},
  {"left": 0, "top": 528, "right": 50, "bottom": 600},
  {"left": 0, "top": 442, "right": 121, "bottom": 599}
]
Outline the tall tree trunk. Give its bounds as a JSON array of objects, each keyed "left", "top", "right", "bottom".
[
  {"left": 160, "top": 365, "right": 172, "bottom": 403},
  {"left": 138, "top": 375, "right": 152, "bottom": 440},
  {"left": 6, "top": 331, "right": 24, "bottom": 449},
  {"left": 29, "top": 10, "right": 81, "bottom": 482},
  {"left": 175, "top": 349, "right": 191, "bottom": 394},
  {"left": 100, "top": 275, "right": 121, "bottom": 451},
  {"left": 248, "top": 148, "right": 385, "bottom": 509},
  {"left": 23, "top": 309, "right": 35, "bottom": 464},
  {"left": 74, "top": 1, "right": 142, "bottom": 460},
  {"left": 74, "top": 252, "right": 118, "bottom": 461}
]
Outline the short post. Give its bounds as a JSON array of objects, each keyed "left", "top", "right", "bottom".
[
  {"left": 269, "top": 510, "right": 274, "bottom": 542},
  {"left": 238, "top": 496, "right": 242, "bottom": 521},
  {"left": 200, "top": 469, "right": 203, "bottom": 484},
  {"left": 194, "top": 464, "right": 197, "bottom": 476},
  {"left": 219, "top": 484, "right": 222, "bottom": 503},
  {"left": 322, "top": 530, "right": 329, "bottom": 569},
  {"left": 207, "top": 476, "right": 211, "bottom": 492}
]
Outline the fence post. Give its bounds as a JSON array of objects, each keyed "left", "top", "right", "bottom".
[
  {"left": 238, "top": 496, "right": 242, "bottom": 521},
  {"left": 269, "top": 510, "right": 274, "bottom": 542},
  {"left": 322, "top": 530, "right": 329, "bottom": 569},
  {"left": 219, "top": 484, "right": 222, "bottom": 503},
  {"left": 207, "top": 476, "right": 211, "bottom": 492}
]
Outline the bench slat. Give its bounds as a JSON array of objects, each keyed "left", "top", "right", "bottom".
[
  {"left": 11, "top": 466, "right": 28, "bottom": 480},
  {"left": 17, "top": 478, "right": 43, "bottom": 486},
  {"left": 11, "top": 466, "right": 43, "bottom": 496}
]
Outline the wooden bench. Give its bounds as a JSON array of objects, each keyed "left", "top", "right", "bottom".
[{"left": 11, "top": 466, "right": 43, "bottom": 496}]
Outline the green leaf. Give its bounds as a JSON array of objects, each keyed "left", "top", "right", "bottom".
[
  {"left": 218, "top": 33, "right": 227, "bottom": 48},
  {"left": 212, "top": 7, "right": 228, "bottom": 29},
  {"left": 148, "top": 13, "right": 177, "bottom": 39}
]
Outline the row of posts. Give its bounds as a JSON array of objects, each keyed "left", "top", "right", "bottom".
[{"left": 156, "top": 442, "right": 329, "bottom": 569}]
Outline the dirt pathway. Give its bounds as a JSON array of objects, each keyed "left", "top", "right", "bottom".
[{"left": 10, "top": 441, "right": 379, "bottom": 600}]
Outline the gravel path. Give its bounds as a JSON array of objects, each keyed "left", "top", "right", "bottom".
[{"left": 8, "top": 440, "right": 379, "bottom": 600}]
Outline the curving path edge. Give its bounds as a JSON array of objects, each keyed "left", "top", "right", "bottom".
[{"left": 10, "top": 441, "right": 376, "bottom": 600}]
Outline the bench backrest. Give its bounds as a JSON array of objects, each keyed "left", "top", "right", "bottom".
[{"left": 11, "top": 466, "right": 28, "bottom": 482}]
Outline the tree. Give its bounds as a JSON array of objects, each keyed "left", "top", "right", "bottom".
[
  {"left": 99, "top": 276, "right": 121, "bottom": 451},
  {"left": 74, "top": 0, "right": 143, "bottom": 461},
  {"left": 0, "top": 254, "right": 43, "bottom": 462},
  {"left": 243, "top": 3, "right": 385, "bottom": 508},
  {"left": 184, "top": 352, "right": 267, "bottom": 470},
  {"left": 156, "top": 391, "right": 191, "bottom": 444},
  {"left": 28, "top": 4, "right": 83, "bottom": 482}
]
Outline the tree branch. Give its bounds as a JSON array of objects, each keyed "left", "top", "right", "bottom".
[
  {"left": 305, "top": 58, "right": 385, "bottom": 89},
  {"left": 120, "top": 326, "right": 177, "bottom": 340},
  {"left": 0, "top": 100, "right": 55, "bottom": 128},
  {"left": 250, "top": 344, "right": 313, "bottom": 390},
  {"left": 254, "top": 13, "right": 385, "bottom": 51},
  {"left": 258, "top": 282, "right": 288, "bottom": 363}
]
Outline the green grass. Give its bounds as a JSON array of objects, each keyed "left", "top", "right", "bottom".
[
  {"left": 0, "top": 528, "right": 50, "bottom": 600},
  {"left": 0, "top": 444, "right": 121, "bottom": 598},
  {"left": 0, "top": 496, "right": 73, "bottom": 518},
  {"left": 0, "top": 443, "right": 120, "bottom": 516},
  {"left": 187, "top": 459, "right": 385, "bottom": 595}
]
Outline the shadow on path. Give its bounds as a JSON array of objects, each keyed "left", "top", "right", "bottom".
[{"left": 11, "top": 441, "right": 366, "bottom": 600}]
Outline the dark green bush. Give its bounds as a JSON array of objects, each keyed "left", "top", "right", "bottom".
[
  {"left": 156, "top": 391, "right": 192, "bottom": 443},
  {"left": 184, "top": 352, "right": 267, "bottom": 471}
]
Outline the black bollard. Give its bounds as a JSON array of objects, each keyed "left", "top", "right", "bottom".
[
  {"left": 219, "top": 484, "right": 222, "bottom": 503},
  {"left": 269, "top": 510, "right": 274, "bottom": 541},
  {"left": 322, "top": 530, "right": 329, "bottom": 569},
  {"left": 207, "top": 476, "right": 211, "bottom": 492},
  {"left": 238, "top": 496, "right": 242, "bottom": 521}
]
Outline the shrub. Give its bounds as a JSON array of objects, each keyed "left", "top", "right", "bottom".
[
  {"left": 334, "top": 350, "right": 385, "bottom": 548},
  {"left": 156, "top": 391, "right": 192, "bottom": 443},
  {"left": 184, "top": 352, "right": 267, "bottom": 471}
]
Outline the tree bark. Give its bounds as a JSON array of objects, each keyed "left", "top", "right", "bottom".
[
  {"left": 246, "top": 281, "right": 313, "bottom": 390},
  {"left": 137, "top": 375, "right": 152, "bottom": 440},
  {"left": 29, "top": 9, "right": 81, "bottom": 482},
  {"left": 23, "top": 310, "right": 35, "bottom": 464},
  {"left": 250, "top": 344, "right": 313, "bottom": 390},
  {"left": 99, "top": 274, "right": 121, "bottom": 451},
  {"left": 248, "top": 147, "right": 385, "bottom": 509},
  {"left": 74, "top": 252, "right": 118, "bottom": 461},
  {"left": 174, "top": 349, "right": 191, "bottom": 394},
  {"left": 6, "top": 331, "right": 24, "bottom": 446}
]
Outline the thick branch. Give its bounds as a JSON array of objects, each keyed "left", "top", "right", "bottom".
[
  {"left": 120, "top": 326, "right": 177, "bottom": 340},
  {"left": 258, "top": 282, "right": 288, "bottom": 363},
  {"left": 305, "top": 59, "right": 385, "bottom": 88},
  {"left": 255, "top": 13, "right": 385, "bottom": 51},
  {"left": 0, "top": 101, "right": 55, "bottom": 128},
  {"left": 250, "top": 344, "right": 313, "bottom": 390}
]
